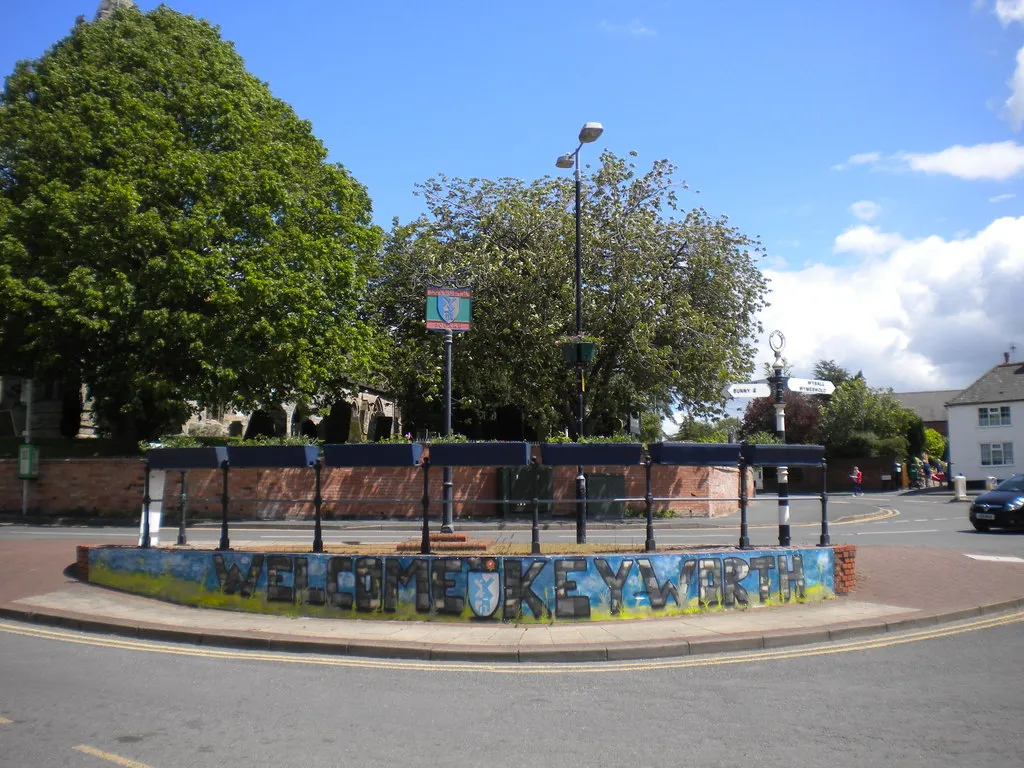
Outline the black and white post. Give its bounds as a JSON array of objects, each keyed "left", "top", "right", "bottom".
[{"left": 769, "top": 330, "right": 791, "bottom": 546}]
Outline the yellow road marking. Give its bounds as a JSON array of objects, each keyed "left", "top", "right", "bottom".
[
  {"left": 73, "top": 745, "right": 154, "bottom": 768},
  {"left": 0, "top": 716, "right": 12, "bottom": 724},
  {"left": 0, "top": 611, "right": 1020, "bottom": 675}
]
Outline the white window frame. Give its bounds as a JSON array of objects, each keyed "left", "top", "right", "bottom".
[
  {"left": 978, "top": 406, "right": 1011, "bottom": 427},
  {"left": 980, "top": 442, "right": 1014, "bottom": 466}
]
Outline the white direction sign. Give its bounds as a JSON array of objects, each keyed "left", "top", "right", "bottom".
[
  {"left": 722, "top": 381, "right": 771, "bottom": 399},
  {"left": 787, "top": 377, "right": 836, "bottom": 395}
]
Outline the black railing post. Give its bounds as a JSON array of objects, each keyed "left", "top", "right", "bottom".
[
  {"left": 218, "top": 460, "right": 230, "bottom": 551},
  {"left": 140, "top": 460, "right": 152, "bottom": 549},
  {"left": 738, "top": 459, "right": 750, "bottom": 549},
  {"left": 176, "top": 470, "right": 188, "bottom": 546},
  {"left": 420, "top": 458, "right": 431, "bottom": 555},
  {"left": 531, "top": 456, "right": 541, "bottom": 555},
  {"left": 644, "top": 455, "right": 656, "bottom": 552},
  {"left": 819, "top": 458, "right": 831, "bottom": 546},
  {"left": 313, "top": 458, "right": 324, "bottom": 553}
]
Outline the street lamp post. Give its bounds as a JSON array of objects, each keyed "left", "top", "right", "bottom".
[{"left": 556, "top": 121, "right": 603, "bottom": 545}]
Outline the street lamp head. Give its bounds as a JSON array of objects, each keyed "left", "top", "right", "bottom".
[
  {"left": 578, "top": 122, "right": 603, "bottom": 143},
  {"left": 555, "top": 153, "right": 575, "bottom": 169}
]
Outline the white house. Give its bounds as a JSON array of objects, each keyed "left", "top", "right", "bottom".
[{"left": 947, "top": 358, "right": 1023, "bottom": 483}]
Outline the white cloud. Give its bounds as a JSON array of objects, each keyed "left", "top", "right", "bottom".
[
  {"left": 833, "top": 225, "right": 904, "bottom": 255},
  {"left": 898, "top": 141, "right": 1024, "bottom": 180},
  {"left": 990, "top": 193, "right": 1016, "bottom": 202},
  {"left": 1006, "top": 46, "right": 1024, "bottom": 131},
  {"left": 758, "top": 216, "right": 1024, "bottom": 392},
  {"left": 600, "top": 19, "right": 655, "bottom": 36},
  {"left": 834, "top": 142, "right": 1024, "bottom": 180},
  {"left": 996, "top": 0, "right": 1024, "bottom": 25},
  {"left": 831, "top": 152, "right": 880, "bottom": 171},
  {"left": 849, "top": 200, "right": 881, "bottom": 221}
]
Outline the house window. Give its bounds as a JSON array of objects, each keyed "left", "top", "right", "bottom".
[
  {"left": 981, "top": 442, "right": 1014, "bottom": 466},
  {"left": 978, "top": 406, "right": 1011, "bottom": 427}
]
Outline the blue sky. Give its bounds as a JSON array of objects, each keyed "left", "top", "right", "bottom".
[{"left": 3, "top": 1, "right": 1024, "bottom": 410}]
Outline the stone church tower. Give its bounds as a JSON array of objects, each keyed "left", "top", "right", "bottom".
[{"left": 96, "top": 0, "right": 136, "bottom": 21}]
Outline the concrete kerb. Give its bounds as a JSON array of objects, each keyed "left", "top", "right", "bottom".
[{"left": 3, "top": 598, "right": 1021, "bottom": 663}]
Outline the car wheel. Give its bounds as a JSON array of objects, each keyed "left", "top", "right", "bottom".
[{"left": 972, "top": 520, "right": 991, "bottom": 532}]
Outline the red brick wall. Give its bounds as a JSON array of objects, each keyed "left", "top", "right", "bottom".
[
  {"left": 833, "top": 544, "right": 857, "bottom": 594},
  {"left": 1, "top": 457, "right": 749, "bottom": 519}
]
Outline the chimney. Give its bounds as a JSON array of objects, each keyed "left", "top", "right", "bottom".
[{"left": 1006, "top": 352, "right": 1011, "bottom": 363}]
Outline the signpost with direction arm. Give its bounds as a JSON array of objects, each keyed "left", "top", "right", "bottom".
[{"left": 787, "top": 377, "right": 836, "bottom": 396}]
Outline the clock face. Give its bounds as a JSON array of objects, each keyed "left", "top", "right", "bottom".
[{"left": 769, "top": 330, "right": 786, "bottom": 354}]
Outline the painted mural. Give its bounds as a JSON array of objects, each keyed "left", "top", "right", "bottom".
[{"left": 87, "top": 547, "right": 836, "bottom": 622}]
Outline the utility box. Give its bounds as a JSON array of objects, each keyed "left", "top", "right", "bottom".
[
  {"left": 496, "top": 465, "right": 553, "bottom": 517},
  {"left": 586, "top": 473, "right": 626, "bottom": 519},
  {"left": 17, "top": 444, "right": 39, "bottom": 478}
]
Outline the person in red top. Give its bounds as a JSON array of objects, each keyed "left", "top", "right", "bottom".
[{"left": 851, "top": 466, "right": 864, "bottom": 496}]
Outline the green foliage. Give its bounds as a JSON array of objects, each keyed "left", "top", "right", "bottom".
[
  {"left": 923, "top": 428, "right": 945, "bottom": 460},
  {"left": 812, "top": 359, "right": 855, "bottom": 387},
  {"left": 817, "top": 378, "right": 915, "bottom": 457},
  {"left": 744, "top": 430, "right": 781, "bottom": 445},
  {"left": 143, "top": 434, "right": 317, "bottom": 451},
  {"left": 425, "top": 433, "right": 469, "bottom": 443},
  {"left": 0, "top": 7, "right": 383, "bottom": 447},
  {"left": 369, "top": 151, "right": 768, "bottom": 439},
  {"left": 906, "top": 416, "right": 926, "bottom": 458},
  {"left": 739, "top": 392, "right": 821, "bottom": 444},
  {"left": 672, "top": 415, "right": 740, "bottom": 443}
]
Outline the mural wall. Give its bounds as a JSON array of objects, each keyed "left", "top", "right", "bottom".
[{"left": 87, "top": 547, "right": 835, "bottom": 622}]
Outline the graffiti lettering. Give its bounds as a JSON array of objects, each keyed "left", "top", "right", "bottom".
[
  {"left": 778, "top": 554, "right": 804, "bottom": 600},
  {"left": 212, "top": 554, "right": 263, "bottom": 597},
  {"left": 748, "top": 556, "right": 775, "bottom": 603},
  {"left": 431, "top": 558, "right": 465, "bottom": 615},
  {"left": 326, "top": 556, "right": 354, "bottom": 610},
  {"left": 636, "top": 558, "right": 680, "bottom": 609},
  {"left": 722, "top": 557, "right": 750, "bottom": 606},
  {"left": 503, "top": 559, "right": 548, "bottom": 620},
  {"left": 266, "top": 554, "right": 294, "bottom": 603},
  {"left": 595, "top": 559, "right": 634, "bottom": 615},
  {"left": 99, "top": 547, "right": 834, "bottom": 622},
  {"left": 554, "top": 559, "right": 590, "bottom": 619},
  {"left": 384, "top": 558, "right": 430, "bottom": 613}
]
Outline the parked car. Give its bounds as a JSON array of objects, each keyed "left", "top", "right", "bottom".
[{"left": 969, "top": 474, "right": 1024, "bottom": 532}]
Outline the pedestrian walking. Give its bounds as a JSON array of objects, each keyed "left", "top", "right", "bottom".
[{"left": 850, "top": 466, "right": 863, "bottom": 496}]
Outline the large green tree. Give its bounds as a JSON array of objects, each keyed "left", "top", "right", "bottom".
[
  {"left": 369, "top": 152, "right": 769, "bottom": 438},
  {"left": 817, "top": 377, "right": 915, "bottom": 458},
  {"left": 0, "top": 7, "right": 382, "bottom": 445}
]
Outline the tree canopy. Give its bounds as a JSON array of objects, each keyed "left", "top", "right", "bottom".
[
  {"left": 0, "top": 7, "right": 382, "bottom": 445},
  {"left": 368, "top": 151, "right": 769, "bottom": 439},
  {"left": 817, "top": 377, "right": 915, "bottom": 458}
]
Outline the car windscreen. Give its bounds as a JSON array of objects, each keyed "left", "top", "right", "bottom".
[{"left": 995, "top": 477, "right": 1024, "bottom": 492}]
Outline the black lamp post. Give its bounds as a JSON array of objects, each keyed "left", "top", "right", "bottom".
[{"left": 556, "top": 121, "right": 603, "bottom": 545}]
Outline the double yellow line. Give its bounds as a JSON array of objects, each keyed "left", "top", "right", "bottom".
[{"left": 0, "top": 610, "right": 1019, "bottom": 675}]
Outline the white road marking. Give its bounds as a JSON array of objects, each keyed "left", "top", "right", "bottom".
[
  {"left": 964, "top": 554, "right": 1024, "bottom": 563},
  {"left": 856, "top": 529, "right": 938, "bottom": 535}
]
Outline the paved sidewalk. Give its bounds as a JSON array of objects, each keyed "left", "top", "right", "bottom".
[{"left": 1, "top": 523, "right": 1023, "bottom": 663}]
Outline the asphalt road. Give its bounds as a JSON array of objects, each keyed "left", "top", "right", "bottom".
[{"left": 1, "top": 610, "right": 1021, "bottom": 767}]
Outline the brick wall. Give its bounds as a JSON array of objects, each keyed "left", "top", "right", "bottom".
[
  {"left": 833, "top": 544, "right": 857, "bottom": 594},
  {"left": 1, "top": 457, "right": 747, "bottom": 519}
]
